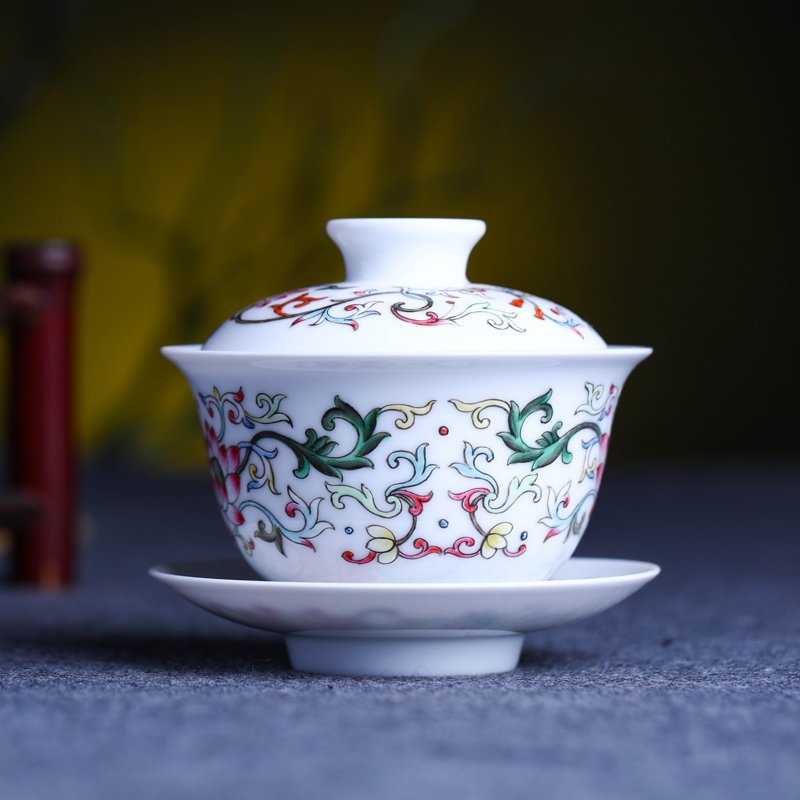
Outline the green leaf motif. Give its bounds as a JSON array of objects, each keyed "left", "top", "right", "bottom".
[
  {"left": 484, "top": 472, "right": 542, "bottom": 513},
  {"left": 243, "top": 396, "right": 391, "bottom": 480},
  {"left": 326, "top": 482, "right": 404, "bottom": 518},
  {"left": 496, "top": 390, "right": 601, "bottom": 471},
  {"left": 248, "top": 394, "right": 292, "bottom": 426},
  {"left": 575, "top": 383, "right": 605, "bottom": 416}
]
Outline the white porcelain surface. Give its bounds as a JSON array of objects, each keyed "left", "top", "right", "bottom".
[
  {"left": 163, "top": 218, "right": 651, "bottom": 584},
  {"left": 162, "top": 347, "right": 650, "bottom": 583},
  {"left": 149, "top": 557, "right": 661, "bottom": 676},
  {"left": 203, "top": 218, "right": 607, "bottom": 354}
]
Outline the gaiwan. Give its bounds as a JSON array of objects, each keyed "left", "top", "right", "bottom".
[{"left": 163, "top": 218, "right": 650, "bottom": 583}]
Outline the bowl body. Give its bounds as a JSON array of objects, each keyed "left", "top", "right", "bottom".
[{"left": 163, "top": 346, "right": 650, "bottom": 583}]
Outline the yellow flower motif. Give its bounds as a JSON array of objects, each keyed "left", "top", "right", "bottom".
[
  {"left": 480, "top": 522, "right": 513, "bottom": 559},
  {"left": 365, "top": 525, "right": 399, "bottom": 564}
]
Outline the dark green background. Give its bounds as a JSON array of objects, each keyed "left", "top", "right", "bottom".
[{"left": 0, "top": 0, "right": 795, "bottom": 463}]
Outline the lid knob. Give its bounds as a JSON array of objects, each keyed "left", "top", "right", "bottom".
[{"left": 326, "top": 218, "right": 486, "bottom": 286}]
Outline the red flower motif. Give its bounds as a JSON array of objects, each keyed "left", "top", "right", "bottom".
[
  {"left": 204, "top": 422, "right": 244, "bottom": 528},
  {"left": 596, "top": 433, "right": 610, "bottom": 487},
  {"left": 391, "top": 489, "right": 432, "bottom": 516},
  {"left": 448, "top": 488, "right": 490, "bottom": 513}
]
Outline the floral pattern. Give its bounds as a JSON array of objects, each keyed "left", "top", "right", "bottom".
[
  {"left": 538, "top": 481, "right": 598, "bottom": 543},
  {"left": 575, "top": 381, "right": 618, "bottom": 420},
  {"left": 232, "top": 284, "right": 588, "bottom": 338},
  {"left": 574, "top": 383, "right": 617, "bottom": 484},
  {"left": 197, "top": 381, "right": 615, "bottom": 565},
  {"left": 332, "top": 444, "right": 443, "bottom": 563},
  {"left": 203, "top": 421, "right": 244, "bottom": 528}
]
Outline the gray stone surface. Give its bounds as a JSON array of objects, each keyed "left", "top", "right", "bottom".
[{"left": 1, "top": 462, "right": 798, "bottom": 800}]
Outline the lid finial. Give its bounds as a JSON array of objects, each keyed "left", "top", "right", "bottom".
[{"left": 326, "top": 218, "right": 486, "bottom": 286}]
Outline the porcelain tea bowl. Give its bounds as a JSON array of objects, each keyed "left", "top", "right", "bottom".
[{"left": 163, "top": 218, "right": 650, "bottom": 584}]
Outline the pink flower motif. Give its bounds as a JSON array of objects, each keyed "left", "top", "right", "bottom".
[{"left": 204, "top": 422, "right": 244, "bottom": 528}]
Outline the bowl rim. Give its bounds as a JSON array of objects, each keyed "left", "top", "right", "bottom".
[
  {"left": 162, "top": 343, "right": 652, "bottom": 362},
  {"left": 161, "top": 344, "right": 652, "bottom": 374}
]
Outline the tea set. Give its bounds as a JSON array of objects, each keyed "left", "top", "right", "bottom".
[{"left": 152, "top": 218, "right": 659, "bottom": 676}]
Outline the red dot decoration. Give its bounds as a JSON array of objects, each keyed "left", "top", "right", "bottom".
[{"left": 439, "top": 426, "right": 449, "bottom": 435}]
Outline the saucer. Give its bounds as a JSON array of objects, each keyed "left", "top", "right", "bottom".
[{"left": 149, "top": 557, "right": 660, "bottom": 677}]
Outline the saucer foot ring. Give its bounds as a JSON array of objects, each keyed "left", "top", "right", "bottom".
[
  {"left": 285, "top": 629, "right": 524, "bottom": 677},
  {"left": 149, "top": 557, "right": 661, "bottom": 678}
]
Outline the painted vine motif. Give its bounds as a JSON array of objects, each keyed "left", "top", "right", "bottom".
[
  {"left": 199, "top": 381, "right": 615, "bottom": 563},
  {"left": 574, "top": 382, "right": 617, "bottom": 484},
  {"left": 232, "top": 284, "right": 588, "bottom": 338},
  {"left": 330, "top": 444, "right": 443, "bottom": 564}
]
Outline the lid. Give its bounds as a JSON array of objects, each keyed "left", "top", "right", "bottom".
[{"left": 203, "top": 218, "right": 607, "bottom": 354}]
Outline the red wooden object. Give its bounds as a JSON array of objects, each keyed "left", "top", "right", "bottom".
[{"left": 3, "top": 241, "right": 80, "bottom": 588}]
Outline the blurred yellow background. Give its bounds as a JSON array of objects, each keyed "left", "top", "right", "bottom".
[{"left": 0, "top": 0, "right": 794, "bottom": 466}]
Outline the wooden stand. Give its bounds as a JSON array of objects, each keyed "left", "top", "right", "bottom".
[{"left": 1, "top": 241, "right": 80, "bottom": 588}]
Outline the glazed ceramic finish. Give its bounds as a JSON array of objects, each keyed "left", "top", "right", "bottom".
[
  {"left": 203, "top": 219, "right": 607, "bottom": 354},
  {"left": 163, "top": 217, "right": 651, "bottom": 584},
  {"left": 149, "top": 557, "right": 661, "bottom": 676},
  {"left": 162, "top": 346, "right": 650, "bottom": 583}
]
